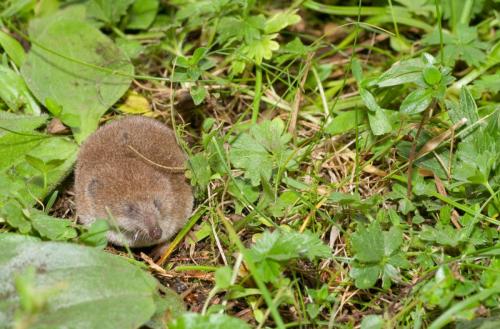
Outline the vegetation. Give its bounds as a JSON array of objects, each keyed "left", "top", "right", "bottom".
[{"left": 0, "top": 0, "right": 499, "bottom": 328}]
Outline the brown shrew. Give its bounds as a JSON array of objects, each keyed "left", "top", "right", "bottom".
[{"left": 75, "top": 116, "right": 193, "bottom": 247}]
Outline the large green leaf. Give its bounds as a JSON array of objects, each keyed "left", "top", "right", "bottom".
[
  {"left": 0, "top": 234, "right": 168, "bottom": 328},
  {"left": 21, "top": 8, "right": 134, "bottom": 143}
]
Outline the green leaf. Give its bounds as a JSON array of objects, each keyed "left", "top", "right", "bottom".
[
  {"left": 241, "top": 34, "right": 280, "bottom": 65},
  {"left": 359, "top": 88, "right": 381, "bottom": 112},
  {"left": 0, "top": 133, "right": 78, "bottom": 206},
  {"left": 351, "top": 221, "right": 384, "bottom": 263},
  {"left": 0, "top": 112, "right": 47, "bottom": 135},
  {"left": 250, "top": 229, "right": 331, "bottom": 263},
  {"left": 25, "top": 154, "right": 47, "bottom": 174},
  {"left": 367, "top": 108, "right": 392, "bottom": 135},
  {"left": 230, "top": 118, "right": 294, "bottom": 186},
  {"left": 0, "top": 65, "right": 41, "bottom": 115},
  {"left": 400, "top": 88, "right": 433, "bottom": 114},
  {"left": 214, "top": 266, "right": 233, "bottom": 289},
  {"left": 187, "top": 153, "right": 212, "bottom": 189},
  {"left": 1, "top": 201, "right": 31, "bottom": 234},
  {"left": 423, "top": 66, "right": 442, "bottom": 85},
  {"left": 0, "top": 234, "right": 176, "bottom": 328},
  {"left": 86, "top": 0, "right": 135, "bottom": 25},
  {"left": 350, "top": 265, "right": 381, "bottom": 289},
  {"left": 30, "top": 210, "right": 77, "bottom": 241},
  {"left": 361, "top": 314, "right": 384, "bottom": 329},
  {"left": 325, "top": 111, "right": 364, "bottom": 135},
  {"left": 264, "top": 10, "right": 301, "bottom": 34},
  {"left": 126, "top": 0, "right": 159, "bottom": 30},
  {"left": 21, "top": 10, "right": 134, "bottom": 143},
  {"left": 79, "top": 219, "right": 109, "bottom": 248},
  {"left": 190, "top": 85, "right": 207, "bottom": 105},
  {"left": 168, "top": 313, "right": 251, "bottom": 329},
  {"left": 0, "top": 30, "right": 26, "bottom": 67},
  {"left": 383, "top": 227, "right": 403, "bottom": 256},
  {"left": 472, "top": 74, "right": 500, "bottom": 95},
  {"left": 218, "top": 15, "right": 265, "bottom": 44},
  {"left": 374, "top": 58, "right": 425, "bottom": 87}
]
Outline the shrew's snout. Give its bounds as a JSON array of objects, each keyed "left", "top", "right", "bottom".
[{"left": 148, "top": 224, "right": 162, "bottom": 240}]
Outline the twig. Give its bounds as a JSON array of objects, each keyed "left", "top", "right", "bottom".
[{"left": 126, "top": 144, "right": 185, "bottom": 172}]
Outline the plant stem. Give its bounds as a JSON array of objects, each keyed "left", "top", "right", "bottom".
[{"left": 252, "top": 65, "right": 262, "bottom": 124}]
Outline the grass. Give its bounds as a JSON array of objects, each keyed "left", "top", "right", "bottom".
[{"left": 0, "top": 0, "right": 499, "bottom": 328}]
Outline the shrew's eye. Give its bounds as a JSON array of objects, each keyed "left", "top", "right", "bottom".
[
  {"left": 153, "top": 199, "right": 162, "bottom": 210},
  {"left": 125, "top": 203, "right": 138, "bottom": 215}
]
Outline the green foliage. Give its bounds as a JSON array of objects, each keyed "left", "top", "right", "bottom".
[
  {"left": 249, "top": 229, "right": 331, "bottom": 283},
  {"left": 21, "top": 6, "right": 134, "bottom": 143},
  {"left": 423, "top": 23, "right": 489, "bottom": 67},
  {"left": 230, "top": 118, "right": 295, "bottom": 186},
  {"left": 0, "top": 0, "right": 498, "bottom": 327},
  {"left": 350, "top": 222, "right": 409, "bottom": 289},
  {"left": 0, "top": 234, "right": 182, "bottom": 328}
]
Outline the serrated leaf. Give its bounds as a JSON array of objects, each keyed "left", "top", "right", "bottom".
[
  {"left": 229, "top": 118, "right": 293, "bottom": 186},
  {"left": 0, "top": 234, "right": 176, "bottom": 328},
  {"left": 1, "top": 201, "right": 31, "bottom": 234},
  {"left": 218, "top": 15, "right": 265, "bottom": 44},
  {"left": 250, "top": 230, "right": 331, "bottom": 263},
  {"left": 351, "top": 222, "right": 384, "bottom": 263},
  {"left": 21, "top": 10, "right": 134, "bottom": 143},
  {"left": 241, "top": 34, "right": 280, "bottom": 65},
  {"left": 400, "top": 88, "right": 433, "bottom": 114},
  {"left": 0, "top": 133, "right": 78, "bottom": 206},
  {"left": 383, "top": 227, "right": 403, "bottom": 256},
  {"left": 187, "top": 153, "right": 212, "bottom": 189}
]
